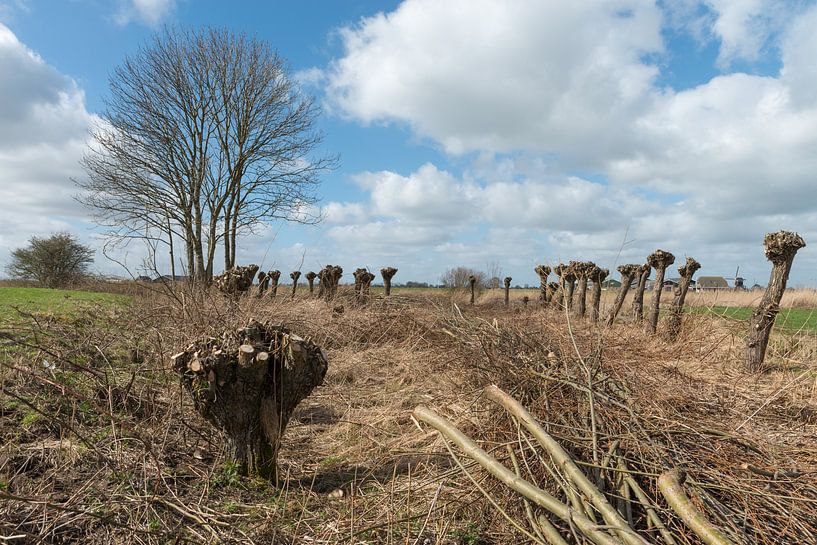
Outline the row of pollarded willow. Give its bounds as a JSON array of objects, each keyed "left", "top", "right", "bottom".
[{"left": 215, "top": 264, "right": 399, "bottom": 303}]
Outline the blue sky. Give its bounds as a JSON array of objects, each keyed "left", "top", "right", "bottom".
[{"left": 2, "top": 0, "right": 817, "bottom": 286}]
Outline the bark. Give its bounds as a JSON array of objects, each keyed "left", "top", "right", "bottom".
[
  {"left": 645, "top": 250, "right": 675, "bottom": 334},
  {"left": 468, "top": 275, "right": 476, "bottom": 305},
  {"left": 747, "top": 231, "right": 806, "bottom": 371},
  {"left": 503, "top": 276, "right": 512, "bottom": 306},
  {"left": 546, "top": 282, "right": 559, "bottom": 306},
  {"left": 305, "top": 271, "right": 317, "bottom": 294},
  {"left": 268, "top": 270, "right": 281, "bottom": 297},
  {"left": 290, "top": 271, "right": 301, "bottom": 299},
  {"left": 172, "top": 321, "right": 328, "bottom": 480},
  {"left": 534, "top": 265, "right": 551, "bottom": 304},
  {"left": 353, "top": 268, "right": 367, "bottom": 302},
  {"left": 631, "top": 263, "right": 651, "bottom": 322},
  {"left": 665, "top": 257, "right": 701, "bottom": 341},
  {"left": 606, "top": 264, "right": 640, "bottom": 326},
  {"left": 589, "top": 266, "right": 608, "bottom": 323},
  {"left": 553, "top": 264, "right": 566, "bottom": 309},
  {"left": 380, "top": 267, "right": 398, "bottom": 296}
]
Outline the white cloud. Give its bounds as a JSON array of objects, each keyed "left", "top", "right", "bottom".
[
  {"left": 115, "top": 0, "right": 176, "bottom": 26},
  {"left": 324, "top": 0, "right": 663, "bottom": 162},
  {"left": 0, "top": 23, "right": 98, "bottom": 270},
  {"left": 311, "top": 0, "right": 817, "bottom": 284}
]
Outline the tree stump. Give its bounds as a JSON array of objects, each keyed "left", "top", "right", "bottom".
[
  {"left": 171, "top": 320, "right": 328, "bottom": 481},
  {"left": 573, "top": 261, "right": 593, "bottom": 318},
  {"left": 503, "top": 276, "right": 512, "bottom": 306},
  {"left": 589, "top": 266, "right": 608, "bottom": 323},
  {"left": 631, "top": 263, "right": 651, "bottom": 322},
  {"left": 214, "top": 264, "right": 259, "bottom": 296},
  {"left": 257, "top": 271, "right": 270, "bottom": 297},
  {"left": 547, "top": 282, "right": 559, "bottom": 306},
  {"left": 468, "top": 275, "right": 476, "bottom": 305},
  {"left": 553, "top": 264, "right": 567, "bottom": 309},
  {"left": 290, "top": 271, "right": 301, "bottom": 299},
  {"left": 317, "top": 265, "right": 343, "bottom": 301},
  {"left": 564, "top": 262, "right": 578, "bottom": 311},
  {"left": 747, "top": 231, "right": 806, "bottom": 371},
  {"left": 665, "top": 257, "right": 701, "bottom": 341},
  {"left": 305, "top": 271, "right": 317, "bottom": 294},
  {"left": 646, "top": 250, "right": 675, "bottom": 334},
  {"left": 534, "top": 265, "right": 551, "bottom": 304},
  {"left": 380, "top": 267, "right": 398, "bottom": 296},
  {"left": 268, "top": 270, "right": 281, "bottom": 297},
  {"left": 606, "top": 264, "right": 640, "bottom": 326}
]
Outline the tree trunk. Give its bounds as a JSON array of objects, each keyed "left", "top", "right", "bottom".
[
  {"left": 172, "top": 321, "right": 328, "bottom": 481},
  {"left": 564, "top": 272, "right": 576, "bottom": 311},
  {"left": 305, "top": 272, "right": 317, "bottom": 294},
  {"left": 167, "top": 215, "right": 176, "bottom": 281},
  {"left": 469, "top": 275, "right": 476, "bottom": 305},
  {"left": 747, "top": 231, "right": 806, "bottom": 371},
  {"left": 268, "top": 270, "right": 281, "bottom": 297},
  {"left": 631, "top": 264, "right": 650, "bottom": 322},
  {"left": 290, "top": 271, "right": 301, "bottom": 299},
  {"left": 646, "top": 250, "right": 675, "bottom": 334},
  {"left": 665, "top": 258, "right": 701, "bottom": 341},
  {"left": 574, "top": 262, "right": 592, "bottom": 318},
  {"left": 535, "top": 265, "right": 551, "bottom": 305},
  {"left": 606, "top": 264, "right": 639, "bottom": 326},
  {"left": 380, "top": 267, "right": 398, "bottom": 296},
  {"left": 503, "top": 276, "right": 512, "bottom": 306},
  {"left": 590, "top": 267, "right": 608, "bottom": 323}
]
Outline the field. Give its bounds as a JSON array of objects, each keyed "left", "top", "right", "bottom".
[{"left": 1, "top": 285, "right": 816, "bottom": 544}]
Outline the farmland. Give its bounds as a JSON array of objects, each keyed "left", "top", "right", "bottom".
[{"left": 1, "top": 281, "right": 816, "bottom": 544}]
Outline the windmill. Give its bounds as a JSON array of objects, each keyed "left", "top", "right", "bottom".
[{"left": 724, "top": 266, "right": 745, "bottom": 290}]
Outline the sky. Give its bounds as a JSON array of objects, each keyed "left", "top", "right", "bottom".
[{"left": 1, "top": 0, "right": 817, "bottom": 287}]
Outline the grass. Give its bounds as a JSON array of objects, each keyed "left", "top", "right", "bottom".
[
  {"left": 0, "top": 287, "right": 129, "bottom": 324},
  {"left": 696, "top": 305, "right": 817, "bottom": 333}
]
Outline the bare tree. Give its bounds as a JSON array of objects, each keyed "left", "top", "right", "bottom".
[
  {"left": 380, "top": 267, "right": 398, "bottom": 296},
  {"left": 440, "top": 267, "right": 485, "bottom": 289},
  {"left": 631, "top": 263, "right": 651, "bottom": 322},
  {"left": 665, "top": 257, "right": 701, "bottom": 341},
  {"left": 646, "top": 250, "right": 675, "bottom": 334},
  {"left": 77, "top": 27, "right": 335, "bottom": 283},
  {"left": 305, "top": 271, "right": 317, "bottom": 294},
  {"left": 503, "top": 276, "right": 512, "bottom": 306},
  {"left": 606, "top": 264, "right": 640, "bottom": 326},
  {"left": 289, "top": 271, "right": 301, "bottom": 299},
  {"left": 6, "top": 232, "right": 94, "bottom": 288},
  {"left": 747, "top": 231, "right": 806, "bottom": 371}
]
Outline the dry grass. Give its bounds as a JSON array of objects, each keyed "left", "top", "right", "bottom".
[{"left": 1, "top": 286, "right": 815, "bottom": 543}]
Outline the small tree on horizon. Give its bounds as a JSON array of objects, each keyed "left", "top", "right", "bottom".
[{"left": 5, "top": 232, "right": 94, "bottom": 288}]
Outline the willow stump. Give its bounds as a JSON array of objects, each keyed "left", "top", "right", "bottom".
[
  {"left": 534, "top": 265, "right": 551, "bottom": 304},
  {"left": 631, "top": 263, "right": 651, "bottom": 322},
  {"left": 289, "top": 271, "right": 301, "bottom": 299},
  {"left": 171, "top": 320, "right": 328, "bottom": 481},
  {"left": 214, "top": 264, "right": 259, "bottom": 296},
  {"left": 503, "top": 276, "right": 512, "bottom": 306},
  {"left": 564, "top": 262, "right": 578, "bottom": 311},
  {"left": 646, "top": 250, "right": 675, "bottom": 334},
  {"left": 305, "top": 271, "right": 317, "bottom": 294},
  {"left": 468, "top": 275, "right": 476, "bottom": 305},
  {"left": 547, "top": 282, "right": 559, "bottom": 306},
  {"left": 606, "top": 264, "right": 640, "bottom": 326},
  {"left": 380, "top": 267, "right": 398, "bottom": 296},
  {"left": 268, "top": 270, "right": 281, "bottom": 297},
  {"left": 747, "top": 231, "right": 806, "bottom": 371},
  {"left": 553, "top": 264, "right": 567, "bottom": 309},
  {"left": 318, "top": 265, "right": 343, "bottom": 301},
  {"left": 665, "top": 257, "right": 701, "bottom": 341},
  {"left": 573, "top": 261, "right": 593, "bottom": 318},
  {"left": 589, "top": 266, "right": 608, "bottom": 323},
  {"left": 257, "top": 271, "right": 270, "bottom": 297}
]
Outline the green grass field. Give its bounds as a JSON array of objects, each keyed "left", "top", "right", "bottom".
[
  {"left": 0, "top": 287, "right": 129, "bottom": 324},
  {"left": 697, "top": 305, "right": 817, "bottom": 334}
]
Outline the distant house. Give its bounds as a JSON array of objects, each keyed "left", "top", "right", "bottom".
[
  {"left": 601, "top": 278, "right": 621, "bottom": 289},
  {"left": 696, "top": 276, "right": 729, "bottom": 290}
]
